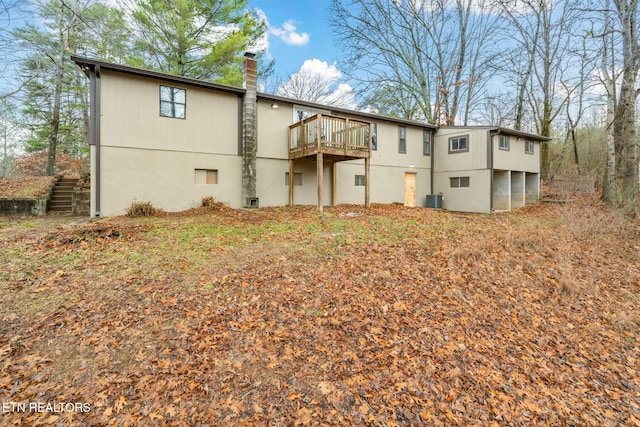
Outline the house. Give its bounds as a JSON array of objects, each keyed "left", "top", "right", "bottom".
[
  {"left": 434, "top": 126, "right": 546, "bottom": 213},
  {"left": 71, "top": 54, "right": 548, "bottom": 217}
]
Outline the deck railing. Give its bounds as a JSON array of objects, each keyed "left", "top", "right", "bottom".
[{"left": 289, "top": 114, "right": 371, "bottom": 158}]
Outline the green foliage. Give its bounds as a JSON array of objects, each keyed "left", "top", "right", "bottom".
[
  {"left": 14, "top": 1, "right": 131, "bottom": 175},
  {"left": 129, "top": 0, "right": 266, "bottom": 84}
]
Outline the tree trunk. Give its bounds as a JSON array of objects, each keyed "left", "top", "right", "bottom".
[
  {"left": 613, "top": 0, "right": 640, "bottom": 206},
  {"left": 47, "top": 27, "right": 65, "bottom": 176}
]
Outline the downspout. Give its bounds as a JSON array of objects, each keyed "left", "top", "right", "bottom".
[
  {"left": 430, "top": 128, "right": 435, "bottom": 195},
  {"left": 488, "top": 129, "right": 494, "bottom": 212},
  {"left": 242, "top": 52, "right": 258, "bottom": 208},
  {"left": 89, "top": 65, "right": 101, "bottom": 217}
]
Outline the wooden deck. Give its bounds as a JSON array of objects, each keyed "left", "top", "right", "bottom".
[
  {"left": 289, "top": 114, "right": 371, "bottom": 160},
  {"left": 288, "top": 114, "right": 372, "bottom": 211}
]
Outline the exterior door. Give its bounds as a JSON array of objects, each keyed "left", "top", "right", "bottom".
[{"left": 404, "top": 172, "right": 416, "bottom": 207}]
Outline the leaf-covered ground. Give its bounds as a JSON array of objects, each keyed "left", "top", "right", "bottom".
[
  {"left": 1, "top": 199, "right": 639, "bottom": 426},
  {"left": 0, "top": 177, "right": 57, "bottom": 200}
]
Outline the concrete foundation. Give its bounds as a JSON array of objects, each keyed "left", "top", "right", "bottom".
[
  {"left": 493, "top": 170, "right": 510, "bottom": 211},
  {"left": 511, "top": 171, "right": 525, "bottom": 208}
]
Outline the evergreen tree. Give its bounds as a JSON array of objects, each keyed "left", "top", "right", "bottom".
[
  {"left": 127, "top": 0, "right": 266, "bottom": 85},
  {"left": 16, "top": 0, "right": 130, "bottom": 175}
]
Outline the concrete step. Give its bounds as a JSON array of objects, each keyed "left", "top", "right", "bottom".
[{"left": 47, "top": 177, "right": 80, "bottom": 214}]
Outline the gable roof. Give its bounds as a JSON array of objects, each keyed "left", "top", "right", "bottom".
[
  {"left": 72, "top": 55, "right": 245, "bottom": 96},
  {"left": 71, "top": 55, "right": 439, "bottom": 130},
  {"left": 71, "top": 56, "right": 550, "bottom": 138}
]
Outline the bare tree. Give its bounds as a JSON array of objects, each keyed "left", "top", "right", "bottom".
[
  {"left": 276, "top": 60, "right": 356, "bottom": 109},
  {"left": 612, "top": 0, "right": 640, "bottom": 207},
  {"left": 599, "top": 1, "right": 620, "bottom": 203},
  {"left": 496, "top": 0, "right": 586, "bottom": 182},
  {"left": 329, "top": 0, "right": 498, "bottom": 124}
]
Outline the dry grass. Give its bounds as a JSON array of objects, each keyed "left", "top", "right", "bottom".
[{"left": 1, "top": 197, "right": 639, "bottom": 426}]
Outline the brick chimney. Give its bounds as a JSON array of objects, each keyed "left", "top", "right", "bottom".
[{"left": 242, "top": 52, "right": 258, "bottom": 208}]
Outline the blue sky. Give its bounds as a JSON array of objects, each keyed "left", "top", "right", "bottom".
[{"left": 247, "top": 0, "right": 339, "bottom": 78}]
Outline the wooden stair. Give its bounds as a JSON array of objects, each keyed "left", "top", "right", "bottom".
[{"left": 48, "top": 177, "right": 79, "bottom": 214}]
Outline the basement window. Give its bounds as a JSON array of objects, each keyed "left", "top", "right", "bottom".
[
  {"left": 450, "top": 176, "right": 470, "bottom": 188},
  {"left": 355, "top": 175, "right": 365, "bottom": 186},
  {"left": 285, "top": 172, "right": 303, "bottom": 186},
  {"left": 195, "top": 169, "right": 218, "bottom": 184},
  {"left": 160, "top": 85, "right": 186, "bottom": 119}
]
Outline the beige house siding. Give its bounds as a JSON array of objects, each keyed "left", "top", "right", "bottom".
[
  {"left": 74, "top": 57, "right": 545, "bottom": 216},
  {"left": 96, "top": 146, "right": 243, "bottom": 216},
  {"left": 492, "top": 134, "right": 540, "bottom": 172},
  {"left": 101, "top": 71, "right": 239, "bottom": 154},
  {"left": 433, "top": 170, "right": 492, "bottom": 213},
  {"left": 432, "top": 128, "right": 491, "bottom": 213},
  {"left": 95, "top": 70, "right": 243, "bottom": 216},
  {"left": 256, "top": 99, "right": 292, "bottom": 159},
  {"left": 335, "top": 162, "right": 430, "bottom": 206}
]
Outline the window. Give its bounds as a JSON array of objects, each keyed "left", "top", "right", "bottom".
[
  {"left": 423, "top": 130, "right": 431, "bottom": 156},
  {"left": 525, "top": 140, "right": 535, "bottom": 154},
  {"left": 449, "top": 135, "right": 468, "bottom": 153},
  {"left": 195, "top": 169, "right": 218, "bottom": 184},
  {"left": 160, "top": 86, "right": 186, "bottom": 119},
  {"left": 355, "top": 175, "right": 366, "bottom": 186},
  {"left": 450, "top": 176, "right": 470, "bottom": 188},
  {"left": 371, "top": 123, "right": 377, "bottom": 151},
  {"left": 285, "top": 172, "right": 303, "bottom": 186},
  {"left": 398, "top": 126, "right": 406, "bottom": 153},
  {"left": 499, "top": 135, "right": 510, "bottom": 151}
]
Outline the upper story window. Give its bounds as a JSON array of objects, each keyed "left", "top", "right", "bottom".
[
  {"left": 499, "top": 135, "right": 510, "bottom": 151},
  {"left": 525, "top": 140, "right": 535, "bottom": 154},
  {"left": 423, "top": 130, "right": 431, "bottom": 156},
  {"left": 398, "top": 126, "right": 406, "bottom": 154},
  {"left": 160, "top": 85, "right": 186, "bottom": 119},
  {"left": 449, "top": 135, "right": 468, "bottom": 153}
]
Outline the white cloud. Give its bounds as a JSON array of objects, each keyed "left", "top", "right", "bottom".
[
  {"left": 270, "top": 20, "right": 310, "bottom": 46},
  {"left": 277, "top": 59, "right": 356, "bottom": 109},
  {"left": 299, "top": 59, "right": 342, "bottom": 80}
]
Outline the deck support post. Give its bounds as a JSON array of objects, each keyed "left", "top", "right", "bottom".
[
  {"left": 365, "top": 157, "right": 370, "bottom": 209},
  {"left": 332, "top": 162, "right": 337, "bottom": 206},
  {"left": 289, "top": 159, "right": 295, "bottom": 207},
  {"left": 317, "top": 152, "right": 323, "bottom": 212}
]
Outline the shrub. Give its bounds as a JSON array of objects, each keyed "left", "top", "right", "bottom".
[
  {"left": 201, "top": 196, "right": 228, "bottom": 211},
  {"left": 126, "top": 201, "right": 158, "bottom": 217}
]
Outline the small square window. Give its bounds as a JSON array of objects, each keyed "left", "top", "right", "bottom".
[
  {"left": 499, "top": 135, "right": 510, "bottom": 151},
  {"left": 285, "top": 172, "right": 303, "bottom": 186},
  {"left": 450, "top": 176, "right": 470, "bottom": 188},
  {"left": 423, "top": 130, "right": 431, "bottom": 156},
  {"left": 160, "top": 85, "right": 186, "bottom": 119},
  {"left": 398, "top": 126, "right": 406, "bottom": 154},
  {"left": 195, "top": 169, "right": 218, "bottom": 184},
  {"left": 355, "top": 175, "right": 366, "bottom": 186},
  {"left": 449, "top": 135, "right": 468, "bottom": 153},
  {"left": 525, "top": 140, "right": 535, "bottom": 154}
]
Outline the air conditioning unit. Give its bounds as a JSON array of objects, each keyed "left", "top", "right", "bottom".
[{"left": 426, "top": 194, "right": 443, "bottom": 209}]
